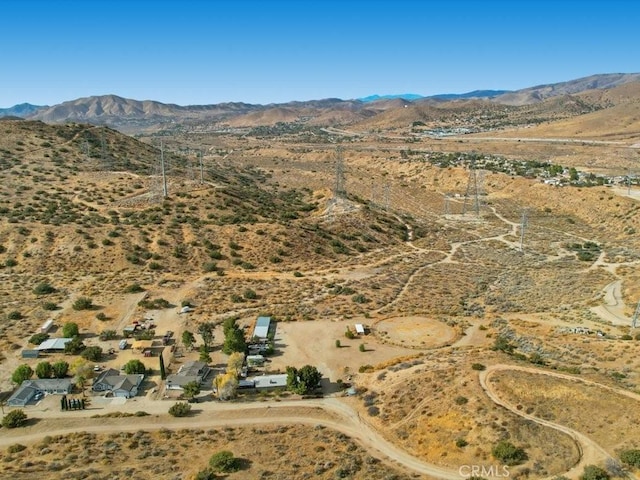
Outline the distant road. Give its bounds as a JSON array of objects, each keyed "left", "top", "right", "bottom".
[{"left": 451, "top": 136, "right": 628, "bottom": 146}]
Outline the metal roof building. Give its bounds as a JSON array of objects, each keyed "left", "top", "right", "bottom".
[
  {"left": 36, "top": 338, "right": 72, "bottom": 351},
  {"left": 252, "top": 316, "right": 271, "bottom": 340}
]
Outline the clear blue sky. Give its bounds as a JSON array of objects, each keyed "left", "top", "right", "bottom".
[{"left": 1, "top": 0, "right": 638, "bottom": 107}]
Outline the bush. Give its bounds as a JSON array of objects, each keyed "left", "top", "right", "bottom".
[
  {"left": 454, "top": 396, "right": 468, "bottom": 405},
  {"left": 2, "top": 410, "right": 27, "bottom": 429},
  {"left": 345, "top": 329, "right": 355, "bottom": 339},
  {"left": 62, "top": 322, "right": 79, "bottom": 338},
  {"left": 7, "top": 310, "right": 22, "bottom": 320},
  {"left": 7, "top": 444, "right": 26, "bottom": 454},
  {"left": 168, "top": 402, "right": 191, "bottom": 417},
  {"left": 42, "top": 301, "right": 59, "bottom": 311},
  {"left": 471, "top": 363, "right": 486, "bottom": 371},
  {"left": 209, "top": 450, "right": 240, "bottom": 473},
  {"left": 335, "top": 339, "right": 341, "bottom": 348},
  {"left": 123, "top": 359, "right": 146, "bottom": 375},
  {"left": 33, "top": 282, "right": 56, "bottom": 295},
  {"left": 359, "top": 343, "right": 366, "bottom": 352},
  {"left": 456, "top": 438, "right": 468, "bottom": 448},
  {"left": 620, "top": 449, "right": 640, "bottom": 467},
  {"left": 243, "top": 288, "right": 257, "bottom": 300},
  {"left": 293, "top": 271, "right": 304, "bottom": 277},
  {"left": 29, "top": 333, "right": 49, "bottom": 345},
  {"left": 81, "top": 346, "right": 103, "bottom": 362},
  {"left": 492, "top": 440, "right": 527, "bottom": 465},
  {"left": 580, "top": 465, "right": 610, "bottom": 480},
  {"left": 72, "top": 297, "right": 93, "bottom": 310},
  {"left": 124, "top": 283, "right": 145, "bottom": 293},
  {"left": 95, "top": 312, "right": 108, "bottom": 321}
]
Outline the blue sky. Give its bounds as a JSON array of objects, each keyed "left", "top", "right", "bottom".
[{"left": 1, "top": 0, "right": 638, "bottom": 107}]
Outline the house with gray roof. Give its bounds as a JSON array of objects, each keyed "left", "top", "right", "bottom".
[
  {"left": 7, "top": 378, "right": 74, "bottom": 407},
  {"left": 92, "top": 368, "right": 144, "bottom": 398},
  {"left": 166, "top": 361, "right": 211, "bottom": 390}
]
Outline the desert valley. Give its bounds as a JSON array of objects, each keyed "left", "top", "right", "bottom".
[{"left": 0, "top": 73, "right": 639, "bottom": 480}]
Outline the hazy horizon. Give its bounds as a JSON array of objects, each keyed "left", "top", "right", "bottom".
[{"left": 2, "top": 0, "right": 639, "bottom": 108}]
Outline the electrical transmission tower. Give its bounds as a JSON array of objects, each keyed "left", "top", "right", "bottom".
[
  {"left": 333, "top": 146, "right": 346, "bottom": 200},
  {"left": 462, "top": 162, "right": 482, "bottom": 215},
  {"left": 632, "top": 299, "right": 640, "bottom": 329},
  {"left": 444, "top": 194, "right": 451, "bottom": 215},
  {"left": 519, "top": 209, "right": 528, "bottom": 252}
]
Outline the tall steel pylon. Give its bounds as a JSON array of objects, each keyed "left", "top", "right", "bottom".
[
  {"left": 333, "top": 146, "right": 346, "bottom": 200},
  {"left": 462, "top": 158, "right": 483, "bottom": 215},
  {"left": 632, "top": 299, "right": 640, "bottom": 329},
  {"left": 519, "top": 209, "right": 528, "bottom": 252}
]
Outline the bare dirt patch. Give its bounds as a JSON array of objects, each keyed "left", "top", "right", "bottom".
[{"left": 375, "top": 316, "right": 458, "bottom": 348}]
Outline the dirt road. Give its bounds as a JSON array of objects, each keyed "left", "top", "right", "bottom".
[{"left": 479, "top": 364, "right": 640, "bottom": 480}]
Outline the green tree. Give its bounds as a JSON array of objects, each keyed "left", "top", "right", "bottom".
[
  {"left": 198, "top": 322, "right": 215, "bottom": 350},
  {"left": 123, "top": 359, "right": 146, "bottom": 375},
  {"left": 492, "top": 440, "right": 527, "bottom": 465},
  {"left": 182, "top": 330, "right": 196, "bottom": 350},
  {"left": 64, "top": 336, "right": 85, "bottom": 354},
  {"left": 580, "top": 465, "right": 610, "bottom": 480},
  {"left": 223, "top": 326, "right": 246, "bottom": 355},
  {"left": 182, "top": 381, "right": 201, "bottom": 399},
  {"left": 81, "top": 346, "right": 103, "bottom": 362},
  {"left": 2, "top": 410, "right": 27, "bottom": 429},
  {"left": 72, "top": 296, "right": 93, "bottom": 310},
  {"left": 297, "top": 365, "right": 322, "bottom": 393},
  {"left": 35, "top": 361, "right": 53, "bottom": 379},
  {"left": 29, "top": 332, "right": 49, "bottom": 345},
  {"left": 62, "top": 322, "right": 79, "bottom": 338},
  {"left": 52, "top": 361, "right": 69, "bottom": 378},
  {"left": 168, "top": 402, "right": 191, "bottom": 417},
  {"left": 33, "top": 282, "right": 56, "bottom": 295},
  {"left": 199, "top": 345, "right": 212, "bottom": 363},
  {"left": 209, "top": 450, "right": 240, "bottom": 473},
  {"left": 11, "top": 365, "right": 33, "bottom": 385}
]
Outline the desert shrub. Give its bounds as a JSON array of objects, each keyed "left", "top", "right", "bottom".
[
  {"left": 456, "top": 438, "right": 468, "bottom": 447},
  {"left": 620, "top": 334, "right": 633, "bottom": 340},
  {"left": 454, "top": 396, "right": 468, "bottom": 405},
  {"left": 492, "top": 440, "right": 527, "bottom": 465},
  {"left": 138, "top": 298, "right": 171, "bottom": 309},
  {"left": 29, "top": 333, "right": 49, "bottom": 345},
  {"left": 345, "top": 329, "right": 355, "bottom": 339},
  {"left": 243, "top": 288, "right": 257, "bottom": 300},
  {"left": 359, "top": 343, "right": 366, "bottom": 352},
  {"left": 33, "top": 282, "right": 56, "bottom": 295},
  {"left": 209, "top": 450, "right": 240, "bottom": 473},
  {"left": 471, "top": 363, "right": 486, "bottom": 371},
  {"left": 352, "top": 294, "right": 369, "bottom": 304},
  {"left": 2, "top": 410, "right": 27, "bottom": 428},
  {"left": 72, "top": 297, "right": 93, "bottom": 310},
  {"left": 367, "top": 406, "right": 380, "bottom": 416},
  {"left": 580, "top": 465, "right": 610, "bottom": 480},
  {"left": 42, "top": 301, "right": 59, "bottom": 311},
  {"left": 168, "top": 402, "right": 191, "bottom": 417},
  {"left": 124, "top": 283, "right": 144, "bottom": 293},
  {"left": 5, "top": 258, "right": 17, "bottom": 267},
  {"left": 335, "top": 340, "right": 341, "bottom": 348},
  {"left": 620, "top": 449, "right": 640, "bottom": 467},
  {"left": 7, "top": 310, "right": 22, "bottom": 320},
  {"left": 95, "top": 312, "right": 108, "bottom": 321},
  {"left": 293, "top": 271, "right": 304, "bottom": 277},
  {"left": 7, "top": 444, "right": 26, "bottom": 454},
  {"left": 358, "top": 364, "right": 373, "bottom": 373},
  {"left": 194, "top": 469, "right": 216, "bottom": 480}
]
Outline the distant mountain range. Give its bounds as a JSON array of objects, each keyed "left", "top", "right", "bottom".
[
  {"left": 0, "top": 103, "right": 47, "bottom": 117},
  {"left": 2, "top": 72, "right": 639, "bottom": 133}
]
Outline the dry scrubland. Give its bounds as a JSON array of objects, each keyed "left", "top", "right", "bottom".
[{"left": 0, "top": 114, "right": 639, "bottom": 479}]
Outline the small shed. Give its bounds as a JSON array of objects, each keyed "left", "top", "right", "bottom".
[
  {"left": 355, "top": 324, "right": 365, "bottom": 335},
  {"left": 21, "top": 349, "right": 40, "bottom": 359}
]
